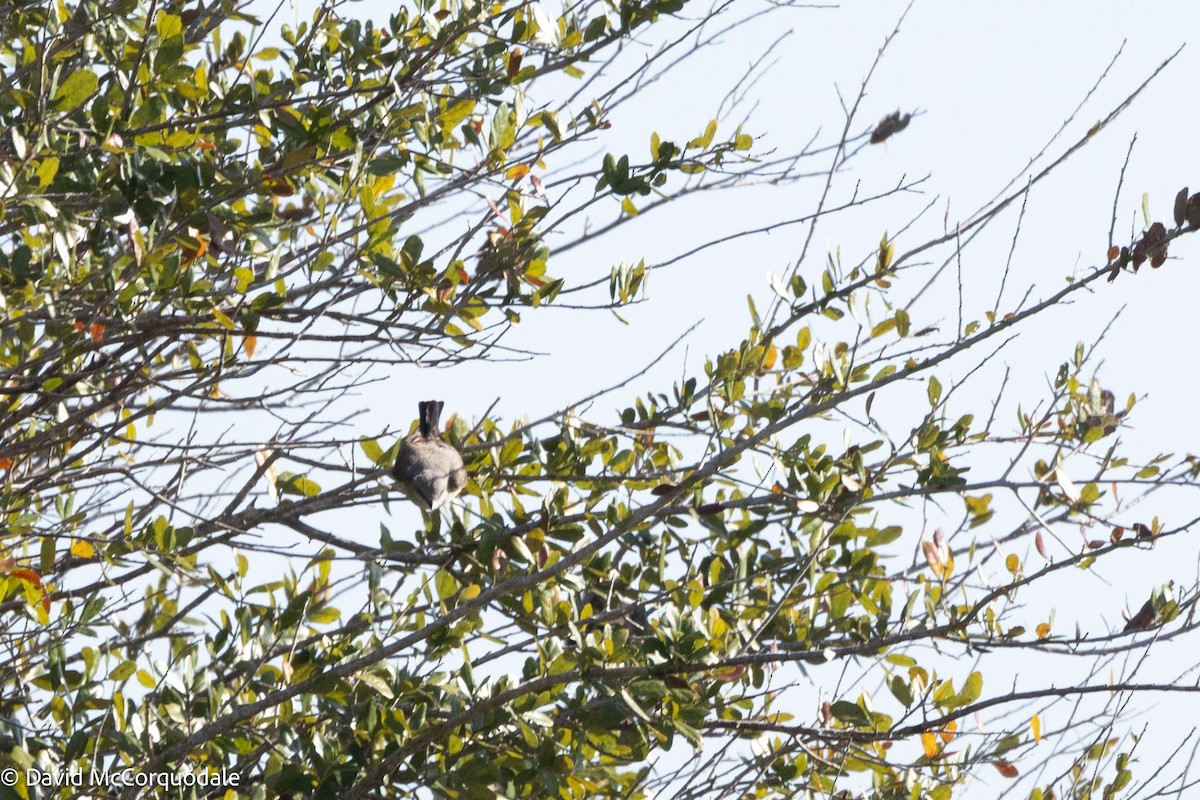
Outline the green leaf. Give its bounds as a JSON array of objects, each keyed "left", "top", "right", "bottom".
[
  {"left": 358, "top": 671, "right": 395, "bottom": 699},
  {"left": 888, "top": 675, "right": 914, "bottom": 707},
  {"left": 54, "top": 68, "right": 99, "bottom": 110},
  {"left": 928, "top": 376, "right": 942, "bottom": 406},
  {"left": 109, "top": 661, "right": 137, "bottom": 681},
  {"left": 438, "top": 98, "right": 477, "bottom": 129},
  {"left": 829, "top": 700, "right": 871, "bottom": 727},
  {"left": 434, "top": 569, "right": 459, "bottom": 600},
  {"left": 360, "top": 437, "right": 385, "bottom": 465},
  {"left": 956, "top": 671, "right": 983, "bottom": 707}
]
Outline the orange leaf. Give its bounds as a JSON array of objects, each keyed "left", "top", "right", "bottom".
[
  {"left": 244, "top": 335, "right": 257, "bottom": 359},
  {"left": 992, "top": 760, "right": 1019, "bottom": 778},
  {"left": 1107, "top": 245, "right": 1120, "bottom": 261},
  {"left": 505, "top": 163, "right": 531, "bottom": 181},
  {"left": 1036, "top": 622, "right": 1051, "bottom": 640},
  {"left": 0, "top": 457, "right": 11, "bottom": 470},
  {"left": 11, "top": 568, "right": 43, "bottom": 588},
  {"left": 197, "top": 140, "right": 216, "bottom": 150},
  {"left": 89, "top": 322, "right": 105, "bottom": 342},
  {"left": 939, "top": 719, "right": 957, "bottom": 744},
  {"left": 759, "top": 345, "right": 778, "bottom": 371}
]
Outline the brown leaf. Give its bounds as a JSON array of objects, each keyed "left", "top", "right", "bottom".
[
  {"left": 1175, "top": 187, "right": 1190, "bottom": 228},
  {"left": 697, "top": 502, "right": 724, "bottom": 515},
  {"left": 1145, "top": 222, "right": 1169, "bottom": 268},
  {"left": 1035, "top": 531, "right": 1048, "bottom": 558},
  {"left": 650, "top": 484, "right": 677, "bottom": 496},
  {"left": 1186, "top": 193, "right": 1200, "bottom": 228},
  {"left": 529, "top": 174, "right": 546, "bottom": 199},
  {"left": 992, "top": 760, "right": 1019, "bottom": 778},
  {"left": 1131, "top": 239, "right": 1146, "bottom": 270},
  {"left": 491, "top": 547, "right": 509, "bottom": 575},
  {"left": 507, "top": 48, "right": 524, "bottom": 82}
]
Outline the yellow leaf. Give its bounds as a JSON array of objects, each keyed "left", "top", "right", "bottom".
[
  {"left": 1036, "top": 622, "right": 1051, "bottom": 640},
  {"left": 1006, "top": 553, "right": 1019, "bottom": 574},
  {"left": 505, "top": 163, "right": 530, "bottom": 180},
  {"left": 461, "top": 583, "right": 481, "bottom": 601},
  {"left": 920, "top": 732, "right": 939, "bottom": 758},
  {"left": 211, "top": 307, "right": 236, "bottom": 330},
  {"left": 71, "top": 539, "right": 95, "bottom": 559},
  {"left": 1031, "top": 714, "right": 1042, "bottom": 742},
  {"left": 939, "top": 719, "right": 957, "bottom": 743}
]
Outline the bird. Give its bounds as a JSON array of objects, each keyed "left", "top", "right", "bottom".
[
  {"left": 391, "top": 400, "right": 467, "bottom": 511},
  {"left": 1123, "top": 598, "right": 1156, "bottom": 632}
]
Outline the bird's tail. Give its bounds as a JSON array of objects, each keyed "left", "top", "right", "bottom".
[{"left": 418, "top": 400, "right": 444, "bottom": 437}]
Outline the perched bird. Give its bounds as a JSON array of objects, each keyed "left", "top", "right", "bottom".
[
  {"left": 391, "top": 401, "right": 467, "bottom": 511},
  {"left": 1123, "top": 598, "right": 1156, "bottom": 632}
]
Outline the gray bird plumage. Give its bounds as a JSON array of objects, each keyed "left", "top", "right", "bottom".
[{"left": 391, "top": 401, "right": 467, "bottom": 510}]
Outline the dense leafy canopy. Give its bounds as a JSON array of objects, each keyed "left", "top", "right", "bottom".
[{"left": 1, "top": 1, "right": 1198, "bottom": 799}]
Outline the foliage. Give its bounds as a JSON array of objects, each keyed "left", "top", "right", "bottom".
[{"left": 1, "top": 1, "right": 1198, "bottom": 799}]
